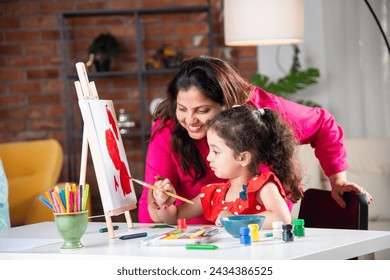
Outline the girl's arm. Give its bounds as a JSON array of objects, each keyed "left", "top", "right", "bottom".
[
  {"left": 148, "top": 178, "right": 173, "bottom": 223},
  {"left": 256, "top": 182, "right": 291, "bottom": 230},
  {"left": 154, "top": 195, "right": 203, "bottom": 225}
]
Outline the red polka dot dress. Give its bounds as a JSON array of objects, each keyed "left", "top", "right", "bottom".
[{"left": 200, "top": 172, "right": 288, "bottom": 223}]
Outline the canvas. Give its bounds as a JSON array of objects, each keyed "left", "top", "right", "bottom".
[{"left": 78, "top": 99, "right": 137, "bottom": 213}]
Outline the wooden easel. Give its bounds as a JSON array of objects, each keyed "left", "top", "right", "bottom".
[{"left": 74, "top": 62, "right": 136, "bottom": 239}]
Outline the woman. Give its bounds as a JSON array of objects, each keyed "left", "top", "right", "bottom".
[{"left": 138, "top": 56, "right": 372, "bottom": 224}]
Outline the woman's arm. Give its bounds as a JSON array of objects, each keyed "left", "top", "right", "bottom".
[
  {"left": 154, "top": 195, "right": 203, "bottom": 225},
  {"left": 139, "top": 120, "right": 178, "bottom": 223},
  {"left": 263, "top": 91, "right": 347, "bottom": 176}
]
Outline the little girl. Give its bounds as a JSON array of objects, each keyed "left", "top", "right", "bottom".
[{"left": 149, "top": 105, "right": 303, "bottom": 229}]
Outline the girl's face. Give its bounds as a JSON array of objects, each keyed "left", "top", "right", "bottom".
[
  {"left": 176, "top": 86, "right": 223, "bottom": 140},
  {"left": 206, "top": 128, "right": 242, "bottom": 179}
]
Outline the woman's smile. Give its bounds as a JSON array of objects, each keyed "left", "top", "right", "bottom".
[{"left": 176, "top": 86, "right": 223, "bottom": 140}]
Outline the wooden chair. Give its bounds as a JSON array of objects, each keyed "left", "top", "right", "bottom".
[{"left": 298, "top": 188, "right": 368, "bottom": 230}]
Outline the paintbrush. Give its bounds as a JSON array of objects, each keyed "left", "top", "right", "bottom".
[{"left": 131, "top": 178, "right": 194, "bottom": 205}]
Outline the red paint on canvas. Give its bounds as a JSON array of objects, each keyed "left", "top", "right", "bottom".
[{"left": 104, "top": 106, "right": 132, "bottom": 196}]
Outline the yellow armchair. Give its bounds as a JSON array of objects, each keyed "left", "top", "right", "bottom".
[{"left": 0, "top": 139, "right": 63, "bottom": 227}]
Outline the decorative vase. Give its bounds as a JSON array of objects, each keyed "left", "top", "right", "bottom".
[
  {"left": 94, "top": 58, "right": 111, "bottom": 72},
  {"left": 54, "top": 211, "right": 88, "bottom": 249}
]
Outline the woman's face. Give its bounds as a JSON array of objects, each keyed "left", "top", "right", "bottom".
[{"left": 176, "top": 86, "right": 224, "bottom": 140}]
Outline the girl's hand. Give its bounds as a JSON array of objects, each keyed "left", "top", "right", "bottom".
[
  {"left": 215, "top": 210, "right": 233, "bottom": 226},
  {"left": 147, "top": 176, "right": 176, "bottom": 210}
]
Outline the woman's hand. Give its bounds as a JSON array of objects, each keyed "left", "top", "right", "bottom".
[{"left": 329, "top": 172, "right": 373, "bottom": 208}]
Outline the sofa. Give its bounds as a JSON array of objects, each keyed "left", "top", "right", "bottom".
[{"left": 292, "top": 138, "right": 390, "bottom": 259}]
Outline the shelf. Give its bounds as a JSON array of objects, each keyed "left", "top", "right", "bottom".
[
  {"left": 61, "top": 6, "right": 211, "bottom": 18},
  {"left": 61, "top": 3, "right": 214, "bottom": 186},
  {"left": 67, "top": 68, "right": 179, "bottom": 80}
]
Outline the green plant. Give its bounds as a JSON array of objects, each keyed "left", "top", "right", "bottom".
[
  {"left": 88, "top": 33, "right": 120, "bottom": 58},
  {"left": 250, "top": 45, "right": 321, "bottom": 107}
]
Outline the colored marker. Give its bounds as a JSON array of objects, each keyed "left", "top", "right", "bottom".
[
  {"left": 45, "top": 191, "right": 55, "bottom": 212},
  {"left": 72, "top": 183, "right": 77, "bottom": 212},
  {"left": 190, "top": 229, "right": 206, "bottom": 239},
  {"left": 39, "top": 196, "right": 53, "bottom": 210},
  {"left": 185, "top": 244, "right": 218, "bottom": 250},
  {"left": 204, "top": 228, "right": 219, "bottom": 236},
  {"left": 142, "top": 234, "right": 168, "bottom": 245},
  {"left": 54, "top": 191, "right": 66, "bottom": 213},
  {"left": 139, "top": 233, "right": 160, "bottom": 246},
  {"left": 76, "top": 188, "right": 80, "bottom": 212},
  {"left": 99, "top": 225, "right": 119, "bottom": 233},
  {"left": 65, "top": 183, "right": 70, "bottom": 213},
  {"left": 119, "top": 232, "right": 148, "bottom": 240},
  {"left": 59, "top": 189, "right": 66, "bottom": 210},
  {"left": 149, "top": 225, "right": 174, "bottom": 228},
  {"left": 69, "top": 190, "right": 73, "bottom": 213},
  {"left": 82, "top": 183, "right": 89, "bottom": 211}
]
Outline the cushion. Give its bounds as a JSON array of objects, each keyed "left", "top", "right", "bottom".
[
  {"left": 0, "top": 159, "right": 10, "bottom": 230},
  {"left": 345, "top": 138, "right": 390, "bottom": 221}
]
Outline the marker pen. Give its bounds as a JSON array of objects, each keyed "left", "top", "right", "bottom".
[
  {"left": 119, "top": 232, "right": 148, "bottom": 240},
  {"left": 99, "top": 225, "right": 119, "bottom": 233},
  {"left": 185, "top": 244, "right": 218, "bottom": 250}
]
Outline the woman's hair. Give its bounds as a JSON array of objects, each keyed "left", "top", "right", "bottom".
[
  {"left": 207, "top": 105, "right": 303, "bottom": 203},
  {"left": 152, "top": 56, "right": 254, "bottom": 180}
]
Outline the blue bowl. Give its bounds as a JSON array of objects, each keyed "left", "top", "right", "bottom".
[{"left": 220, "top": 215, "right": 265, "bottom": 238}]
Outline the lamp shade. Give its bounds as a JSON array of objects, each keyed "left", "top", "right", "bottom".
[{"left": 224, "top": 0, "right": 304, "bottom": 46}]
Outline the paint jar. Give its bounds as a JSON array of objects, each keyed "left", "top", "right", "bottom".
[
  {"left": 239, "top": 226, "right": 251, "bottom": 246},
  {"left": 177, "top": 217, "right": 187, "bottom": 230},
  {"left": 282, "top": 223, "right": 294, "bottom": 242},
  {"left": 293, "top": 218, "right": 305, "bottom": 237},
  {"left": 248, "top": 223, "right": 260, "bottom": 242},
  {"left": 272, "top": 221, "right": 283, "bottom": 239}
]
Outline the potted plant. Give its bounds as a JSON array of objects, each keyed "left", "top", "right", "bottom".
[
  {"left": 250, "top": 45, "right": 321, "bottom": 107},
  {"left": 87, "top": 33, "right": 120, "bottom": 72}
]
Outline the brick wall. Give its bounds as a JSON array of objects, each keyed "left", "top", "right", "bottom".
[{"left": 0, "top": 0, "right": 257, "bottom": 221}]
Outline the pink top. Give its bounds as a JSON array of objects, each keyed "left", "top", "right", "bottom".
[
  {"left": 138, "top": 87, "right": 347, "bottom": 223},
  {"left": 200, "top": 172, "right": 287, "bottom": 223}
]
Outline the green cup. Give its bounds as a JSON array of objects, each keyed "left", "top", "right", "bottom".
[{"left": 54, "top": 211, "right": 88, "bottom": 249}]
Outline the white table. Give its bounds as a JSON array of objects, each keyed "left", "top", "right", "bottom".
[{"left": 1, "top": 222, "right": 389, "bottom": 260}]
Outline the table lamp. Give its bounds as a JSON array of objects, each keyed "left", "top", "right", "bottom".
[{"left": 223, "top": 0, "right": 304, "bottom": 46}]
